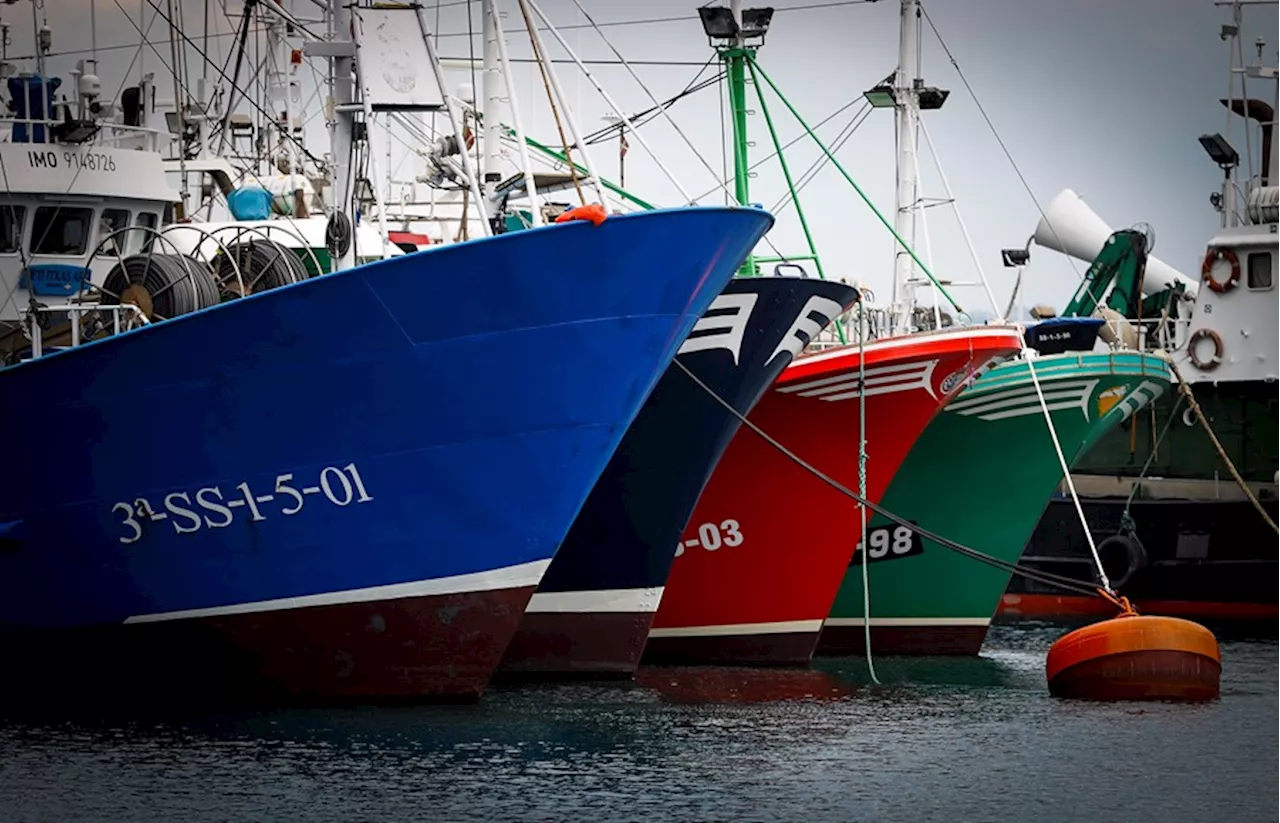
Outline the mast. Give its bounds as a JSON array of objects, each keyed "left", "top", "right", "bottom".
[
  {"left": 725, "top": 0, "right": 756, "bottom": 276},
  {"left": 890, "top": 0, "right": 921, "bottom": 336},
  {"left": 482, "top": 2, "right": 502, "bottom": 201},
  {"left": 328, "top": 0, "right": 356, "bottom": 270}
]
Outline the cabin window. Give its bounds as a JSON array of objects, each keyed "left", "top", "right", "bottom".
[
  {"left": 1246, "top": 251, "right": 1273, "bottom": 290},
  {"left": 96, "top": 208, "right": 131, "bottom": 257},
  {"left": 0, "top": 206, "right": 25, "bottom": 254},
  {"left": 30, "top": 206, "right": 93, "bottom": 255},
  {"left": 136, "top": 212, "right": 158, "bottom": 253}
]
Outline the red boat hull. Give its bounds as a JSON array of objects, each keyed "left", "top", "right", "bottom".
[
  {"left": 1, "top": 584, "right": 536, "bottom": 708},
  {"left": 646, "top": 327, "right": 1025, "bottom": 665}
]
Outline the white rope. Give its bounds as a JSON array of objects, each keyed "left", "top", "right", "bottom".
[
  {"left": 1022, "top": 348, "right": 1111, "bottom": 592},
  {"left": 857, "top": 300, "right": 880, "bottom": 684},
  {"left": 917, "top": 118, "right": 1001, "bottom": 319},
  {"left": 522, "top": 0, "right": 690, "bottom": 203}
]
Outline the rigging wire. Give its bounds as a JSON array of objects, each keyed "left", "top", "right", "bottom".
[
  {"left": 767, "top": 101, "right": 872, "bottom": 215},
  {"left": 579, "top": 55, "right": 721, "bottom": 144},
  {"left": 435, "top": 0, "right": 882, "bottom": 38},
  {"left": 140, "top": 0, "right": 327, "bottom": 170},
  {"left": 918, "top": 3, "right": 1083, "bottom": 282},
  {"left": 562, "top": 0, "right": 731, "bottom": 205},
  {"left": 916, "top": 117, "right": 1001, "bottom": 318},
  {"left": 105, "top": 0, "right": 160, "bottom": 106},
  {"left": 689, "top": 95, "right": 866, "bottom": 204}
]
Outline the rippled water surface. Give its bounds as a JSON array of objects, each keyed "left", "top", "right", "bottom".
[{"left": 1, "top": 623, "right": 1274, "bottom": 822}]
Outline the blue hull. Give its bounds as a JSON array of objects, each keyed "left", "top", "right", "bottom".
[
  {"left": 0, "top": 206, "right": 773, "bottom": 702},
  {"left": 497, "top": 276, "right": 858, "bottom": 677}
]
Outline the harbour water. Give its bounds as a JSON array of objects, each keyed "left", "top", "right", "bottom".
[{"left": 1, "top": 623, "right": 1273, "bottom": 823}]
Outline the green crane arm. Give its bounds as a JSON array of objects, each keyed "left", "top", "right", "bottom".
[{"left": 1062, "top": 229, "right": 1149, "bottom": 318}]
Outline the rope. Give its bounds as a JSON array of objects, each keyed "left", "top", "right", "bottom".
[
  {"left": 1122, "top": 391, "right": 1185, "bottom": 517},
  {"left": 1022, "top": 350, "right": 1112, "bottom": 593},
  {"left": 670, "top": 360, "right": 1103, "bottom": 599},
  {"left": 1168, "top": 360, "right": 1279, "bottom": 535},
  {"left": 855, "top": 302, "right": 879, "bottom": 684}
]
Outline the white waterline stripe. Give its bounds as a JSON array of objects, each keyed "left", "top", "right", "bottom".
[
  {"left": 527, "top": 587, "right": 664, "bottom": 614},
  {"left": 647, "top": 618, "right": 823, "bottom": 638},
  {"left": 123, "top": 559, "right": 551, "bottom": 624},
  {"left": 822, "top": 616, "right": 991, "bottom": 627}
]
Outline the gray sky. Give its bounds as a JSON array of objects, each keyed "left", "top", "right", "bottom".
[{"left": 10, "top": 0, "right": 1279, "bottom": 316}]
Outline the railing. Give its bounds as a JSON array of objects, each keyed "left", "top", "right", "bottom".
[
  {"left": 21, "top": 303, "right": 150, "bottom": 360},
  {"left": 0, "top": 116, "right": 169, "bottom": 154},
  {"left": 1131, "top": 314, "right": 1189, "bottom": 354}
]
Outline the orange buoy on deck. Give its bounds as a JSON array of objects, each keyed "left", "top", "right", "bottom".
[
  {"left": 554, "top": 203, "right": 609, "bottom": 226},
  {"left": 1046, "top": 596, "right": 1221, "bottom": 701}
]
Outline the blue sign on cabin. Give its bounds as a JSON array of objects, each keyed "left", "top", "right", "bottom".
[
  {"left": 21, "top": 264, "right": 91, "bottom": 297},
  {"left": 7, "top": 76, "right": 62, "bottom": 144}
]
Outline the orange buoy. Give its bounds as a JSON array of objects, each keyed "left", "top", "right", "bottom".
[
  {"left": 1046, "top": 599, "right": 1221, "bottom": 701},
  {"left": 554, "top": 203, "right": 609, "bottom": 227}
]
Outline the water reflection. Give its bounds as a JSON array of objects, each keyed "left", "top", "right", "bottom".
[
  {"left": 633, "top": 665, "right": 856, "bottom": 704},
  {"left": 0, "top": 626, "right": 1273, "bottom": 823}
]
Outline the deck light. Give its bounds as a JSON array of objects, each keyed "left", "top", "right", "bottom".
[{"left": 1198, "top": 133, "right": 1239, "bottom": 169}]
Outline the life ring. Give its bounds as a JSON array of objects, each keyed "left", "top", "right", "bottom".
[
  {"left": 1096, "top": 533, "right": 1148, "bottom": 590},
  {"left": 1187, "top": 327, "right": 1224, "bottom": 370},
  {"left": 1200, "top": 247, "right": 1241, "bottom": 293}
]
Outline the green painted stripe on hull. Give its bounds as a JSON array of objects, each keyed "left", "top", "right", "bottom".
[{"left": 820, "top": 351, "right": 1172, "bottom": 655}]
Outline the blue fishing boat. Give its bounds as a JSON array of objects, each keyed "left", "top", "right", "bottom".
[
  {"left": 497, "top": 275, "right": 858, "bottom": 678},
  {"left": 0, "top": 203, "right": 773, "bottom": 703},
  {"left": 0, "top": 0, "right": 783, "bottom": 704}
]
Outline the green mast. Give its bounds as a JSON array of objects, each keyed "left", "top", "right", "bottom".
[{"left": 701, "top": 3, "right": 827, "bottom": 281}]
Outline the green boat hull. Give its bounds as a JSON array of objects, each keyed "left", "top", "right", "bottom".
[{"left": 817, "top": 350, "right": 1172, "bottom": 656}]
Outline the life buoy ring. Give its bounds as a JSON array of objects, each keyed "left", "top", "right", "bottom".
[
  {"left": 1096, "top": 533, "right": 1148, "bottom": 590},
  {"left": 1188, "top": 327, "right": 1224, "bottom": 370},
  {"left": 1201, "top": 247, "right": 1240, "bottom": 293}
]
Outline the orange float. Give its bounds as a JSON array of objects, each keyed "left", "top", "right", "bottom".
[
  {"left": 1046, "top": 595, "right": 1221, "bottom": 701},
  {"left": 554, "top": 203, "right": 609, "bottom": 226}
]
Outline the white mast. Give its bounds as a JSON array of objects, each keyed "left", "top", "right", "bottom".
[
  {"left": 482, "top": 2, "right": 502, "bottom": 201},
  {"left": 487, "top": 0, "right": 543, "bottom": 226},
  {"left": 890, "top": 0, "right": 921, "bottom": 336},
  {"left": 327, "top": 0, "right": 356, "bottom": 270}
]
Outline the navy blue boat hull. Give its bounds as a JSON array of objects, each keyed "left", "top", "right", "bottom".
[
  {"left": 497, "top": 276, "right": 859, "bottom": 678},
  {"left": 0, "top": 206, "right": 773, "bottom": 703}
]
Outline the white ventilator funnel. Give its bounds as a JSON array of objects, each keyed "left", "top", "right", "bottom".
[{"left": 1033, "top": 189, "right": 1199, "bottom": 299}]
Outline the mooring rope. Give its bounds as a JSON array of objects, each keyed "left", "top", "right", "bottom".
[
  {"left": 855, "top": 302, "right": 880, "bottom": 684},
  {"left": 1022, "top": 350, "right": 1112, "bottom": 594},
  {"left": 1167, "top": 359, "right": 1279, "bottom": 535},
  {"left": 672, "top": 360, "right": 1104, "bottom": 599}
]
